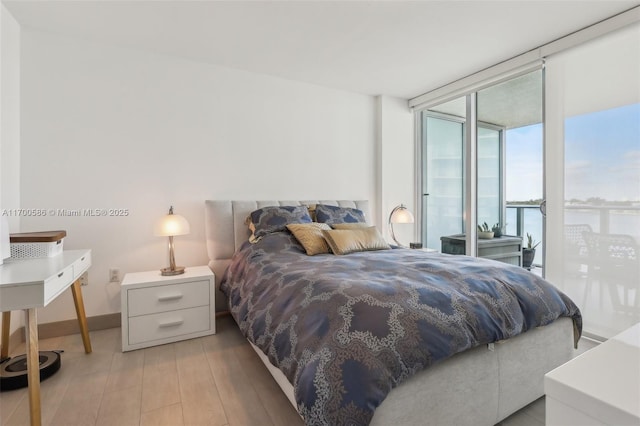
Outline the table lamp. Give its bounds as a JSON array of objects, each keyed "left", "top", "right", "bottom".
[
  {"left": 389, "top": 204, "right": 414, "bottom": 247},
  {"left": 154, "top": 206, "right": 190, "bottom": 276}
]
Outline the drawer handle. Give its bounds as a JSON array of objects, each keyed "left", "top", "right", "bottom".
[
  {"left": 157, "top": 293, "right": 183, "bottom": 302},
  {"left": 57, "top": 272, "right": 64, "bottom": 278},
  {"left": 158, "top": 319, "right": 183, "bottom": 328},
  {"left": 81, "top": 256, "right": 85, "bottom": 261}
]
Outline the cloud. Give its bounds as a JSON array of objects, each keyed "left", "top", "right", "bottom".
[
  {"left": 566, "top": 160, "right": 592, "bottom": 170},
  {"left": 623, "top": 150, "right": 640, "bottom": 166},
  {"left": 565, "top": 155, "right": 640, "bottom": 201}
]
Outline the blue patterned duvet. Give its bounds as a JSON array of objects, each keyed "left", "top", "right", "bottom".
[{"left": 220, "top": 232, "right": 581, "bottom": 425}]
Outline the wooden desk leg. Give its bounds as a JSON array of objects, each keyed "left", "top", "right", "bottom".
[
  {"left": 1, "top": 311, "right": 11, "bottom": 359},
  {"left": 71, "top": 279, "right": 92, "bottom": 354},
  {"left": 25, "top": 308, "right": 42, "bottom": 426}
]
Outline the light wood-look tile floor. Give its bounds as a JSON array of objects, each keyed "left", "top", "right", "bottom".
[{"left": 1, "top": 316, "right": 597, "bottom": 426}]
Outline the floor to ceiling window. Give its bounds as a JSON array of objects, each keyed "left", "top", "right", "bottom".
[
  {"left": 476, "top": 71, "right": 543, "bottom": 269},
  {"left": 414, "top": 16, "right": 638, "bottom": 341},
  {"left": 421, "top": 108, "right": 465, "bottom": 252},
  {"left": 419, "top": 70, "right": 543, "bottom": 271},
  {"left": 545, "top": 22, "right": 640, "bottom": 339}
]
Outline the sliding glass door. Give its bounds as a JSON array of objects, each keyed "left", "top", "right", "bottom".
[
  {"left": 417, "top": 21, "right": 638, "bottom": 341},
  {"left": 545, "top": 22, "right": 640, "bottom": 339},
  {"left": 421, "top": 101, "right": 465, "bottom": 251},
  {"left": 476, "top": 70, "right": 543, "bottom": 269},
  {"left": 420, "top": 70, "right": 543, "bottom": 271}
]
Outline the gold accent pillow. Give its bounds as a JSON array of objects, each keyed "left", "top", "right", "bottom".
[
  {"left": 287, "top": 223, "right": 332, "bottom": 255},
  {"left": 331, "top": 223, "right": 370, "bottom": 230},
  {"left": 322, "top": 227, "right": 391, "bottom": 255}
]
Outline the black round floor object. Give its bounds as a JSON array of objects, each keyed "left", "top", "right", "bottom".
[{"left": 0, "top": 351, "right": 61, "bottom": 391}]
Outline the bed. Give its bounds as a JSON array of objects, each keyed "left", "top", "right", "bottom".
[{"left": 205, "top": 199, "right": 581, "bottom": 426}]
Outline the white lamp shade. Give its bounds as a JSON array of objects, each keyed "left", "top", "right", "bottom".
[
  {"left": 390, "top": 206, "right": 415, "bottom": 224},
  {"left": 154, "top": 213, "right": 190, "bottom": 237}
]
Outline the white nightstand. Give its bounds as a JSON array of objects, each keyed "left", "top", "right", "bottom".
[{"left": 120, "top": 266, "right": 215, "bottom": 352}]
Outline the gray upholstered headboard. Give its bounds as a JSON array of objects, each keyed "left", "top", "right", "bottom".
[{"left": 204, "top": 200, "right": 370, "bottom": 311}]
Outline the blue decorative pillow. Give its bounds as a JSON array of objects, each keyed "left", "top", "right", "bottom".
[
  {"left": 315, "top": 204, "right": 366, "bottom": 225},
  {"left": 248, "top": 206, "right": 312, "bottom": 242}
]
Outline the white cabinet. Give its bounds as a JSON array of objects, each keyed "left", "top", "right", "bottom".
[
  {"left": 545, "top": 323, "right": 640, "bottom": 426},
  {"left": 121, "top": 266, "right": 215, "bottom": 351}
]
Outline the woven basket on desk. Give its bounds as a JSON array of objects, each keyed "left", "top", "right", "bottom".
[{"left": 9, "top": 230, "right": 66, "bottom": 259}]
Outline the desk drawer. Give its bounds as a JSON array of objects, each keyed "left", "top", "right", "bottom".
[
  {"left": 44, "top": 264, "right": 74, "bottom": 305},
  {"left": 73, "top": 252, "right": 91, "bottom": 279},
  {"left": 127, "top": 305, "right": 211, "bottom": 345},
  {"left": 127, "top": 280, "right": 209, "bottom": 317}
]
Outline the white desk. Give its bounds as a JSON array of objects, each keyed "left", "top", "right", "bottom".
[
  {"left": 545, "top": 323, "right": 640, "bottom": 426},
  {"left": 0, "top": 249, "right": 92, "bottom": 426}
]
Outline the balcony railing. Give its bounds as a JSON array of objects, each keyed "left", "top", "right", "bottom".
[
  {"left": 506, "top": 203, "right": 640, "bottom": 267},
  {"left": 506, "top": 205, "right": 543, "bottom": 266},
  {"left": 564, "top": 204, "right": 640, "bottom": 238}
]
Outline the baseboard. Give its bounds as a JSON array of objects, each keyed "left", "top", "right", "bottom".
[
  {"left": 10, "top": 311, "right": 229, "bottom": 343},
  {"left": 8, "top": 328, "right": 22, "bottom": 352},
  {"left": 13, "top": 313, "right": 122, "bottom": 342}
]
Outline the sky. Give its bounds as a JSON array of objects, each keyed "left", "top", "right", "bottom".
[
  {"left": 564, "top": 103, "right": 640, "bottom": 202},
  {"left": 505, "top": 103, "right": 640, "bottom": 203},
  {"left": 505, "top": 123, "right": 543, "bottom": 202}
]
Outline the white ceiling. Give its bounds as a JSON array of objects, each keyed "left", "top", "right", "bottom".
[{"left": 3, "top": 1, "right": 639, "bottom": 99}]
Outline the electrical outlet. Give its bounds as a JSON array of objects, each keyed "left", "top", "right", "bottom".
[
  {"left": 79, "top": 271, "right": 89, "bottom": 286},
  {"left": 109, "top": 268, "right": 120, "bottom": 283}
]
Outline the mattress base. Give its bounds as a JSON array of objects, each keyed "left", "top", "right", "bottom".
[{"left": 248, "top": 317, "right": 576, "bottom": 426}]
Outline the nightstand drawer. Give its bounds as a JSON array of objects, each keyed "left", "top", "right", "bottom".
[
  {"left": 127, "top": 279, "right": 209, "bottom": 317},
  {"left": 127, "top": 305, "right": 211, "bottom": 345}
]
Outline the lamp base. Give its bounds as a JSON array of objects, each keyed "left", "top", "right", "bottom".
[{"left": 160, "top": 266, "right": 185, "bottom": 276}]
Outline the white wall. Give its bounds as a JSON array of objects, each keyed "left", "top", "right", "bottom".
[
  {"left": 377, "top": 96, "right": 415, "bottom": 246},
  {"left": 20, "top": 30, "right": 377, "bottom": 323},
  {"left": 1, "top": 4, "right": 20, "bottom": 233},
  {"left": 0, "top": 3, "right": 22, "bottom": 334}
]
